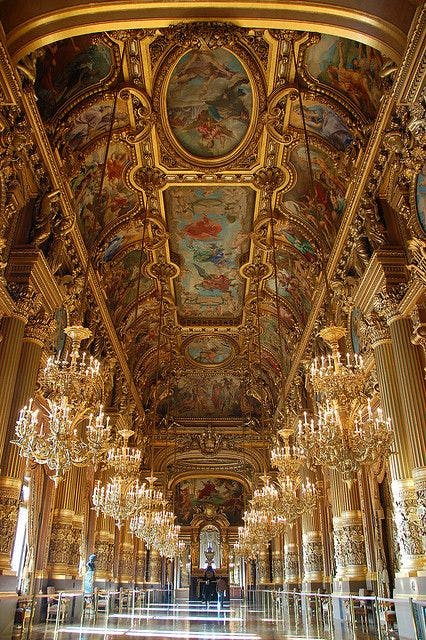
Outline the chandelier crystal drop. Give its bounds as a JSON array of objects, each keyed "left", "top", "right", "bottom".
[
  {"left": 296, "top": 326, "right": 393, "bottom": 485},
  {"left": 14, "top": 397, "right": 111, "bottom": 486}
]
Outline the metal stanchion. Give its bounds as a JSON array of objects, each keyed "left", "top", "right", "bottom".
[{"left": 349, "top": 596, "right": 357, "bottom": 640}]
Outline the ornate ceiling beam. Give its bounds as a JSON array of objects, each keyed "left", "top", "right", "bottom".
[{"left": 1, "top": 1, "right": 413, "bottom": 62}]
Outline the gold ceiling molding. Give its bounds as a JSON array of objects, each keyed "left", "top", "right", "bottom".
[{"left": 2, "top": 1, "right": 412, "bottom": 62}]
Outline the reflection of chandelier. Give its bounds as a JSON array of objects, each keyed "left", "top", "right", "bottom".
[
  {"left": 296, "top": 326, "right": 393, "bottom": 485},
  {"left": 14, "top": 397, "right": 111, "bottom": 486}
]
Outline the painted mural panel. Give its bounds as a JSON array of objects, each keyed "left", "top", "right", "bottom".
[
  {"left": 70, "top": 141, "right": 138, "bottom": 246},
  {"left": 168, "top": 373, "right": 243, "bottom": 418},
  {"left": 280, "top": 145, "right": 345, "bottom": 248},
  {"left": 266, "top": 249, "right": 313, "bottom": 326},
  {"left": 164, "top": 186, "right": 254, "bottom": 323},
  {"left": 63, "top": 97, "right": 129, "bottom": 151},
  {"left": 184, "top": 335, "right": 235, "bottom": 366},
  {"left": 35, "top": 36, "right": 114, "bottom": 120},
  {"left": 305, "top": 35, "right": 385, "bottom": 119},
  {"left": 289, "top": 98, "right": 353, "bottom": 151},
  {"left": 166, "top": 48, "right": 252, "bottom": 158},
  {"left": 175, "top": 478, "right": 244, "bottom": 525},
  {"left": 99, "top": 249, "right": 152, "bottom": 318},
  {"left": 416, "top": 167, "right": 426, "bottom": 234}
]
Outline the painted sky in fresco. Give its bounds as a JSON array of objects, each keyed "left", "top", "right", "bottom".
[
  {"left": 164, "top": 186, "right": 254, "bottom": 323},
  {"left": 166, "top": 48, "right": 252, "bottom": 158}
]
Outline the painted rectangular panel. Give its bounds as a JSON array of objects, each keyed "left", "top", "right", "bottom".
[{"left": 164, "top": 186, "right": 255, "bottom": 324}]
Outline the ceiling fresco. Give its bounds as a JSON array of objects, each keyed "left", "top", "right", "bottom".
[
  {"left": 28, "top": 24, "right": 390, "bottom": 430},
  {"left": 164, "top": 185, "right": 254, "bottom": 325},
  {"left": 166, "top": 48, "right": 253, "bottom": 159},
  {"left": 174, "top": 478, "right": 244, "bottom": 526}
]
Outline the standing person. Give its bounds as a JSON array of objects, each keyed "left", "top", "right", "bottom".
[
  {"left": 203, "top": 565, "right": 216, "bottom": 607},
  {"left": 216, "top": 576, "right": 227, "bottom": 609}
]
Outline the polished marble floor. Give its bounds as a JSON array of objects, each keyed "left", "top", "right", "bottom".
[{"left": 19, "top": 599, "right": 395, "bottom": 640}]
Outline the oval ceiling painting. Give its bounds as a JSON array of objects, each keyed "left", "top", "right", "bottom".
[
  {"left": 184, "top": 334, "right": 236, "bottom": 367},
  {"left": 166, "top": 48, "right": 253, "bottom": 159}
]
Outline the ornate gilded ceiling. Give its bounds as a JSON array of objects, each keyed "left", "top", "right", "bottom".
[{"left": 22, "top": 23, "right": 394, "bottom": 432}]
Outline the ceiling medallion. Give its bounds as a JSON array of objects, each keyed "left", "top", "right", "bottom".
[
  {"left": 182, "top": 334, "right": 237, "bottom": 368},
  {"left": 153, "top": 25, "right": 266, "bottom": 168}
]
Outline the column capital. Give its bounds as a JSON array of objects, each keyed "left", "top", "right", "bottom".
[
  {"left": 374, "top": 283, "right": 408, "bottom": 324},
  {"left": 24, "top": 305, "right": 55, "bottom": 346},
  {"left": 363, "top": 311, "right": 391, "bottom": 347}
]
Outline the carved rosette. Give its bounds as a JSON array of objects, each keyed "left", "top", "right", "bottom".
[
  {"left": 302, "top": 533, "right": 323, "bottom": 580},
  {"left": 392, "top": 479, "right": 424, "bottom": 569},
  {"left": 0, "top": 477, "right": 21, "bottom": 567},
  {"left": 284, "top": 543, "right": 299, "bottom": 582}
]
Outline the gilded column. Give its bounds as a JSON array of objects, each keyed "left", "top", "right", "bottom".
[
  {"left": 257, "top": 545, "right": 270, "bottom": 585},
  {"left": 94, "top": 513, "right": 115, "bottom": 583},
  {"left": 374, "top": 293, "right": 426, "bottom": 564},
  {"left": 284, "top": 526, "right": 300, "bottom": 588},
  {"left": 0, "top": 304, "right": 50, "bottom": 573},
  {"left": 118, "top": 527, "right": 134, "bottom": 587},
  {"left": 302, "top": 504, "right": 324, "bottom": 589},
  {"left": 47, "top": 466, "right": 81, "bottom": 579},
  {"left": 148, "top": 547, "right": 162, "bottom": 585},
  {"left": 135, "top": 539, "right": 146, "bottom": 586},
  {"left": 339, "top": 483, "right": 368, "bottom": 584},
  {"left": 367, "top": 316, "right": 424, "bottom": 571},
  {"left": 271, "top": 535, "right": 284, "bottom": 585},
  {"left": 0, "top": 315, "right": 26, "bottom": 464}
]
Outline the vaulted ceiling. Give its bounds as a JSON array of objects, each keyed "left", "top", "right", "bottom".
[{"left": 0, "top": 1, "right": 418, "bottom": 481}]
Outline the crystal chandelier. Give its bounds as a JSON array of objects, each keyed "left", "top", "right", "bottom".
[
  {"left": 14, "top": 397, "right": 111, "bottom": 486},
  {"left": 130, "top": 498, "right": 183, "bottom": 558},
  {"left": 92, "top": 429, "right": 146, "bottom": 527},
  {"left": 296, "top": 326, "right": 393, "bottom": 485},
  {"left": 42, "top": 325, "right": 101, "bottom": 402},
  {"left": 270, "top": 422, "right": 303, "bottom": 481},
  {"left": 14, "top": 324, "right": 109, "bottom": 483},
  {"left": 275, "top": 473, "right": 317, "bottom": 522}
]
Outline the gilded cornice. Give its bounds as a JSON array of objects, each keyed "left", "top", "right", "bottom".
[{"left": 1, "top": 1, "right": 411, "bottom": 62}]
